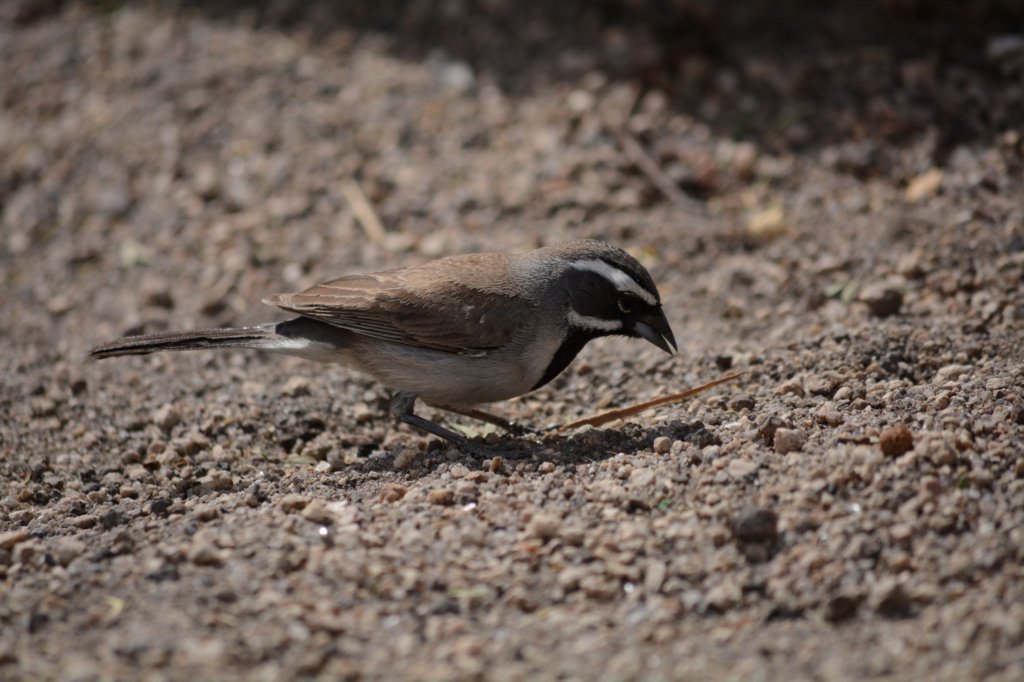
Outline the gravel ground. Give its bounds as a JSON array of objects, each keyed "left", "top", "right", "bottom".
[{"left": 2, "top": 2, "right": 1023, "bottom": 680}]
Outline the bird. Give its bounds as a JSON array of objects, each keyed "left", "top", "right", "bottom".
[{"left": 89, "top": 239, "right": 677, "bottom": 448}]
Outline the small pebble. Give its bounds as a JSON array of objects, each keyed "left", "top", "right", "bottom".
[
  {"left": 728, "top": 458, "right": 758, "bottom": 479},
  {"left": 816, "top": 402, "right": 844, "bottom": 426},
  {"left": 561, "top": 526, "right": 585, "bottom": 547},
  {"left": 0, "top": 529, "right": 29, "bottom": 550},
  {"left": 278, "top": 494, "right": 309, "bottom": 511},
  {"left": 100, "top": 509, "right": 124, "bottom": 530},
  {"left": 879, "top": 425, "right": 914, "bottom": 457},
  {"left": 773, "top": 428, "right": 806, "bottom": 454},
  {"left": 427, "top": 489, "right": 455, "bottom": 506},
  {"left": 378, "top": 484, "right": 408, "bottom": 503},
  {"left": 705, "top": 581, "right": 742, "bottom": 610},
  {"left": 806, "top": 373, "right": 841, "bottom": 396},
  {"left": 860, "top": 285, "right": 903, "bottom": 318},
  {"left": 192, "top": 161, "right": 220, "bottom": 199},
  {"left": 970, "top": 468, "right": 994, "bottom": 488},
  {"left": 630, "top": 468, "right": 656, "bottom": 489},
  {"left": 824, "top": 593, "right": 863, "bottom": 622},
  {"left": 775, "top": 380, "right": 805, "bottom": 397},
  {"left": 69, "top": 514, "right": 98, "bottom": 529},
  {"left": 301, "top": 501, "right": 336, "bottom": 524},
  {"left": 904, "top": 168, "right": 943, "bottom": 202},
  {"left": 52, "top": 537, "right": 86, "bottom": 566},
  {"left": 281, "top": 376, "right": 311, "bottom": 397},
  {"left": 643, "top": 561, "right": 667, "bottom": 593},
  {"left": 934, "top": 365, "right": 970, "bottom": 383},
  {"left": 732, "top": 507, "right": 779, "bottom": 544},
  {"left": 193, "top": 504, "right": 218, "bottom": 521},
  {"left": 153, "top": 405, "right": 181, "bottom": 432},
  {"left": 172, "top": 433, "right": 210, "bottom": 457},
  {"left": 393, "top": 447, "right": 419, "bottom": 469},
  {"left": 918, "top": 476, "right": 943, "bottom": 498},
  {"left": 353, "top": 403, "right": 374, "bottom": 424},
  {"left": 652, "top": 436, "right": 672, "bottom": 454},
  {"left": 871, "top": 580, "right": 913, "bottom": 617},
  {"left": 13, "top": 540, "right": 42, "bottom": 564},
  {"left": 527, "top": 513, "right": 561, "bottom": 541},
  {"left": 94, "top": 183, "right": 132, "bottom": 216},
  {"left": 144, "top": 287, "right": 175, "bottom": 309},
  {"left": 303, "top": 436, "right": 333, "bottom": 461},
  {"left": 730, "top": 396, "right": 756, "bottom": 411},
  {"left": 188, "top": 542, "right": 225, "bottom": 567}
]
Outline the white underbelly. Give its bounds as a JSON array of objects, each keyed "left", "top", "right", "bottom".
[
  {"left": 268, "top": 328, "right": 566, "bottom": 407},
  {"left": 362, "top": 348, "right": 533, "bottom": 406},
  {"left": 362, "top": 337, "right": 562, "bottom": 407}
]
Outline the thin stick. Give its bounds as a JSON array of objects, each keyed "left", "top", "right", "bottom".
[
  {"left": 557, "top": 372, "right": 744, "bottom": 432},
  {"left": 616, "top": 129, "right": 706, "bottom": 215},
  {"left": 340, "top": 179, "right": 387, "bottom": 246},
  {"left": 602, "top": 85, "right": 705, "bottom": 216}
]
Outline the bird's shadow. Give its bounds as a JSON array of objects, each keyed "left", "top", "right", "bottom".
[{"left": 345, "top": 418, "right": 723, "bottom": 477}]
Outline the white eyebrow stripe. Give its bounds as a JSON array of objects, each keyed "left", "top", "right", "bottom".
[
  {"left": 570, "top": 259, "right": 657, "bottom": 306},
  {"left": 567, "top": 309, "right": 622, "bottom": 332}
]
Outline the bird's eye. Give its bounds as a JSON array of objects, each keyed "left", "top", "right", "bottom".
[{"left": 617, "top": 292, "right": 641, "bottom": 314}]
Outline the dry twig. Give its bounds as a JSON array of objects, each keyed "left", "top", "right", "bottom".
[
  {"left": 615, "top": 130, "right": 706, "bottom": 215},
  {"left": 603, "top": 85, "right": 705, "bottom": 216},
  {"left": 340, "top": 179, "right": 387, "bottom": 246},
  {"left": 557, "top": 372, "right": 744, "bottom": 432}
]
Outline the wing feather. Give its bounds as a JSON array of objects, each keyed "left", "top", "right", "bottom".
[{"left": 263, "top": 266, "right": 531, "bottom": 355}]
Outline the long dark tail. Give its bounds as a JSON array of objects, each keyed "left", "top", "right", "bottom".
[{"left": 89, "top": 324, "right": 281, "bottom": 359}]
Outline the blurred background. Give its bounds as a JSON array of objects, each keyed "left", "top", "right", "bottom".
[{"left": 2, "top": 2, "right": 1024, "bottom": 680}]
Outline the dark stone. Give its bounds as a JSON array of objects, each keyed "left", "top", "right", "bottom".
[
  {"left": 732, "top": 507, "right": 779, "bottom": 544},
  {"left": 100, "top": 509, "right": 124, "bottom": 530},
  {"left": 824, "top": 594, "right": 863, "bottom": 622}
]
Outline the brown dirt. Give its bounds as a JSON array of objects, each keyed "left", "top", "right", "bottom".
[{"left": 2, "top": 2, "right": 1023, "bottom": 680}]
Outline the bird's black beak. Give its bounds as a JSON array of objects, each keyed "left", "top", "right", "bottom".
[{"left": 633, "top": 308, "right": 678, "bottom": 355}]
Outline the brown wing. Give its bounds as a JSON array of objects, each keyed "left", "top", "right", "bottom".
[{"left": 263, "top": 266, "right": 531, "bottom": 355}]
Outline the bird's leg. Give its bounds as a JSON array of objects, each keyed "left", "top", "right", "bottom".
[
  {"left": 437, "top": 405, "right": 533, "bottom": 435},
  {"left": 388, "top": 392, "right": 468, "bottom": 448}
]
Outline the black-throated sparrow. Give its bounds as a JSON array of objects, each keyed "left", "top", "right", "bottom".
[{"left": 90, "top": 240, "right": 677, "bottom": 447}]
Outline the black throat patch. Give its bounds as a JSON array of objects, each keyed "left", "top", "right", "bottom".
[{"left": 531, "top": 328, "right": 597, "bottom": 391}]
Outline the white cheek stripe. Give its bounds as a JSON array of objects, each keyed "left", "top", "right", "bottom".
[
  {"left": 570, "top": 259, "right": 657, "bottom": 306},
  {"left": 567, "top": 309, "right": 622, "bottom": 332}
]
